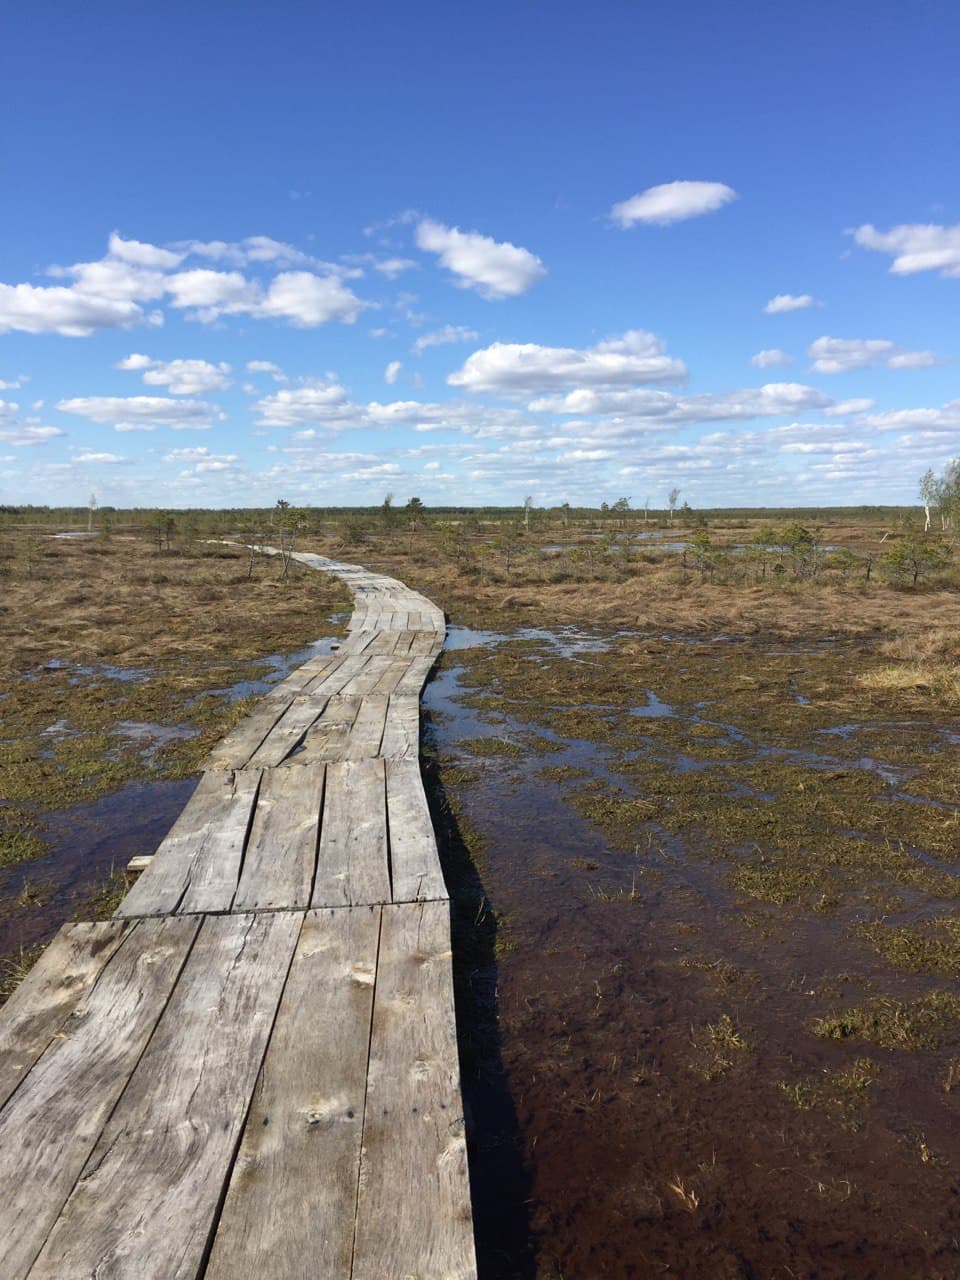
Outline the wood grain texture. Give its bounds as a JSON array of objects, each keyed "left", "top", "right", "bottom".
[
  {"left": 313, "top": 759, "right": 390, "bottom": 907},
  {"left": 245, "top": 694, "right": 328, "bottom": 768},
  {"left": 0, "top": 916, "right": 199, "bottom": 1280},
  {"left": 380, "top": 695, "right": 420, "bottom": 760},
  {"left": 116, "top": 769, "right": 260, "bottom": 918},
  {"left": 289, "top": 694, "right": 362, "bottom": 764},
  {"left": 386, "top": 759, "right": 448, "bottom": 902},
  {"left": 352, "top": 901, "right": 477, "bottom": 1280},
  {"left": 205, "top": 697, "right": 292, "bottom": 771},
  {"left": 0, "top": 921, "right": 133, "bottom": 1111},
  {"left": 206, "top": 907, "right": 381, "bottom": 1280},
  {"left": 233, "top": 762, "right": 324, "bottom": 911},
  {"left": 29, "top": 912, "right": 300, "bottom": 1280}
]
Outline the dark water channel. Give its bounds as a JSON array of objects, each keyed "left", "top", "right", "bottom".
[{"left": 426, "top": 625, "right": 960, "bottom": 1280}]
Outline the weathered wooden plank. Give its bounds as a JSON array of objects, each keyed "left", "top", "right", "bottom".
[
  {"left": 380, "top": 695, "right": 421, "bottom": 760},
  {"left": 394, "top": 653, "right": 439, "bottom": 695},
  {"left": 352, "top": 901, "right": 476, "bottom": 1280},
  {"left": 343, "top": 694, "right": 389, "bottom": 758},
  {"left": 410, "top": 631, "right": 445, "bottom": 656},
  {"left": 302, "top": 653, "right": 373, "bottom": 697},
  {"left": 205, "top": 696, "right": 293, "bottom": 771},
  {"left": 28, "top": 912, "right": 300, "bottom": 1280},
  {"left": 264, "top": 655, "right": 340, "bottom": 699},
  {"left": 116, "top": 769, "right": 261, "bottom": 918},
  {"left": 364, "top": 628, "right": 405, "bottom": 656},
  {"left": 386, "top": 759, "right": 447, "bottom": 902},
  {"left": 205, "top": 907, "right": 380, "bottom": 1280},
  {"left": 333, "top": 654, "right": 400, "bottom": 698},
  {"left": 233, "top": 763, "right": 324, "bottom": 911},
  {"left": 288, "top": 695, "right": 362, "bottom": 765},
  {"left": 370, "top": 657, "right": 417, "bottom": 696},
  {"left": 313, "top": 759, "right": 390, "bottom": 907},
  {"left": 0, "top": 916, "right": 199, "bottom": 1280},
  {"left": 245, "top": 694, "right": 329, "bottom": 768},
  {"left": 0, "top": 921, "right": 133, "bottom": 1111}
]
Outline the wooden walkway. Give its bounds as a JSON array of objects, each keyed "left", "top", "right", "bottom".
[{"left": 0, "top": 551, "right": 478, "bottom": 1279}]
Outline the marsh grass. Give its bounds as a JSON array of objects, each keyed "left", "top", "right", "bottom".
[
  {"left": 859, "top": 629, "right": 960, "bottom": 706},
  {"left": 0, "top": 821, "right": 48, "bottom": 868},
  {"left": 814, "top": 991, "right": 960, "bottom": 1051},
  {"left": 0, "top": 943, "right": 44, "bottom": 1005},
  {"left": 73, "top": 868, "right": 132, "bottom": 921},
  {"left": 859, "top": 917, "right": 960, "bottom": 980},
  {"left": 0, "top": 536, "right": 348, "bottom": 814},
  {"left": 689, "top": 1013, "right": 750, "bottom": 1080},
  {"left": 778, "top": 1057, "right": 879, "bottom": 1130}
]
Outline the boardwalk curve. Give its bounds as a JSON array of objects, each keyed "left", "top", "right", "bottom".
[{"left": 0, "top": 550, "right": 478, "bottom": 1280}]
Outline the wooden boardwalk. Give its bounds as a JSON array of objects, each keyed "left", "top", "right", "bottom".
[{"left": 0, "top": 551, "right": 478, "bottom": 1279}]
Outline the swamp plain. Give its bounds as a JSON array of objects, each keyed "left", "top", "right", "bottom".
[{"left": 2, "top": 506, "right": 959, "bottom": 1278}]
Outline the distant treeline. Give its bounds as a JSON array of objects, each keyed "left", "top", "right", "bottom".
[{"left": 0, "top": 502, "right": 919, "bottom": 524}]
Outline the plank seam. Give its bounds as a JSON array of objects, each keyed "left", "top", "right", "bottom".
[
  {"left": 193, "top": 911, "right": 307, "bottom": 1280},
  {"left": 221, "top": 769, "right": 265, "bottom": 914},
  {"left": 347, "top": 905, "right": 384, "bottom": 1280},
  {"left": 18, "top": 916, "right": 204, "bottom": 1279},
  {"left": 382, "top": 763, "right": 394, "bottom": 904},
  {"left": 306, "top": 763, "right": 327, "bottom": 911}
]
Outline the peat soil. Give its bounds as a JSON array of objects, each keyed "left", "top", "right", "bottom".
[{"left": 426, "top": 625, "right": 960, "bottom": 1280}]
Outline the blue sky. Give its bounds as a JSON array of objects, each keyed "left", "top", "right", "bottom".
[{"left": 1, "top": 0, "right": 958, "bottom": 510}]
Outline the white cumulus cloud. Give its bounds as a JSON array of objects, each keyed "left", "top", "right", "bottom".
[
  {"left": 0, "top": 233, "right": 368, "bottom": 336},
  {"left": 58, "top": 395, "right": 223, "bottom": 432},
  {"left": 824, "top": 397, "right": 876, "bottom": 416},
  {"left": 415, "top": 220, "right": 546, "bottom": 299},
  {"left": 808, "top": 336, "right": 938, "bottom": 374},
  {"left": 610, "top": 181, "right": 737, "bottom": 228},
  {"left": 412, "top": 325, "right": 479, "bottom": 355},
  {"left": 252, "top": 381, "right": 354, "bottom": 429},
  {"left": 0, "top": 283, "right": 148, "bottom": 337},
  {"left": 764, "top": 294, "right": 817, "bottom": 314},
  {"left": 448, "top": 331, "right": 686, "bottom": 394},
  {"left": 163, "top": 446, "right": 238, "bottom": 464},
  {"left": 530, "top": 382, "right": 832, "bottom": 424},
  {"left": 0, "top": 424, "right": 64, "bottom": 446},
  {"left": 385, "top": 361, "right": 402, "bottom": 385},
  {"left": 246, "top": 360, "right": 287, "bottom": 382},
  {"left": 852, "top": 223, "right": 960, "bottom": 278},
  {"left": 751, "top": 348, "right": 792, "bottom": 368},
  {"left": 116, "top": 355, "right": 232, "bottom": 394}
]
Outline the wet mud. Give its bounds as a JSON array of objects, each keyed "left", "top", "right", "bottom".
[{"left": 427, "top": 625, "right": 960, "bottom": 1279}]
